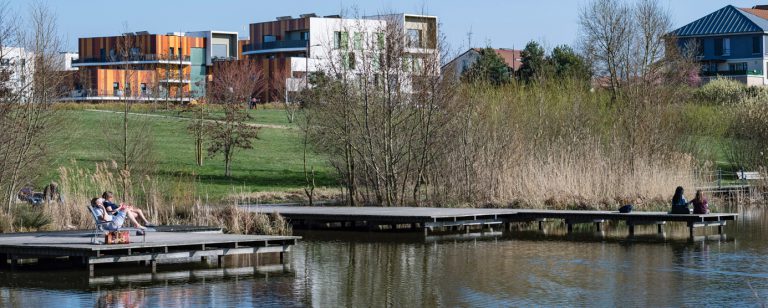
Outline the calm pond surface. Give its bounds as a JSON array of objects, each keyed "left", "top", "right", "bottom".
[{"left": 2, "top": 206, "right": 768, "bottom": 307}]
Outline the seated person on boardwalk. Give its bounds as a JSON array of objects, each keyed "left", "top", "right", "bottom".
[
  {"left": 101, "top": 191, "right": 155, "bottom": 228},
  {"left": 670, "top": 186, "right": 691, "bottom": 214},
  {"left": 690, "top": 190, "right": 709, "bottom": 214},
  {"left": 90, "top": 197, "right": 146, "bottom": 232}
]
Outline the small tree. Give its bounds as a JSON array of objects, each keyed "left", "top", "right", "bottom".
[
  {"left": 518, "top": 41, "right": 550, "bottom": 82},
  {"left": 461, "top": 47, "right": 511, "bottom": 85},
  {"left": 205, "top": 60, "right": 264, "bottom": 177},
  {"left": 550, "top": 45, "right": 591, "bottom": 81}
]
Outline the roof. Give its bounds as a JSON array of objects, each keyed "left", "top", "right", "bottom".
[
  {"left": 471, "top": 48, "right": 522, "bottom": 70},
  {"left": 672, "top": 5, "right": 768, "bottom": 37}
]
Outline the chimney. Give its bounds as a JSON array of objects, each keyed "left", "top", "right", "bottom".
[{"left": 753, "top": 5, "right": 768, "bottom": 10}]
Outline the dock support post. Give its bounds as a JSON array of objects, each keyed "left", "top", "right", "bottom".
[
  {"left": 689, "top": 226, "right": 694, "bottom": 239},
  {"left": 423, "top": 227, "right": 429, "bottom": 237},
  {"left": 594, "top": 222, "right": 602, "bottom": 232},
  {"left": 538, "top": 221, "right": 544, "bottom": 231},
  {"left": 628, "top": 225, "right": 635, "bottom": 236},
  {"left": 89, "top": 264, "right": 95, "bottom": 277},
  {"left": 718, "top": 224, "right": 724, "bottom": 235},
  {"left": 657, "top": 224, "right": 664, "bottom": 234},
  {"left": 566, "top": 223, "right": 573, "bottom": 234},
  {"left": 150, "top": 260, "right": 157, "bottom": 274},
  {"left": 217, "top": 255, "right": 224, "bottom": 267}
]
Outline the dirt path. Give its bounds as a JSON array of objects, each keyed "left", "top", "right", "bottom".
[{"left": 84, "top": 109, "right": 294, "bottom": 130}]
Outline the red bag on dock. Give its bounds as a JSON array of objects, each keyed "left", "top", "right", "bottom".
[{"left": 105, "top": 230, "right": 130, "bottom": 244}]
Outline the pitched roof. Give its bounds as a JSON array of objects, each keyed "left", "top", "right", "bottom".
[
  {"left": 672, "top": 5, "right": 768, "bottom": 37},
  {"left": 472, "top": 48, "right": 522, "bottom": 70},
  {"left": 741, "top": 7, "right": 768, "bottom": 20}
]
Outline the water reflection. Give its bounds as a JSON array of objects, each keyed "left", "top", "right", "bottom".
[{"left": 1, "top": 206, "right": 768, "bottom": 306}]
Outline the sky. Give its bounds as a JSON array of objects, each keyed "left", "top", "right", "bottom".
[{"left": 4, "top": 0, "right": 760, "bottom": 55}]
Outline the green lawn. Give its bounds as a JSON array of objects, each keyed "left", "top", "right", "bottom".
[{"left": 47, "top": 110, "right": 335, "bottom": 200}]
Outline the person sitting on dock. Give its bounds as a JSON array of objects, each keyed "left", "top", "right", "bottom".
[
  {"left": 690, "top": 190, "right": 709, "bottom": 214},
  {"left": 670, "top": 186, "right": 691, "bottom": 214},
  {"left": 101, "top": 191, "right": 156, "bottom": 228},
  {"left": 90, "top": 197, "right": 145, "bottom": 232}
]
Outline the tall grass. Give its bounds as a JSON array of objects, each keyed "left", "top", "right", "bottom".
[
  {"left": 431, "top": 80, "right": 700, "bottom": 210},
  {"left": 0, "top": 161, "right": 291, "bottom": 234}
]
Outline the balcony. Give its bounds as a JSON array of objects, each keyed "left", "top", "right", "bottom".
[
  {"left": 60, "top": 88, "right": 192, "bottom": 102},
  {"left": 72, "top": 54, "right": 191, "bottom": 67},
  {"left": 701, "top": 69, "right": 763, "bottom": 76},
  {"left": 242, "top": 40, "right": 308, "bottom": 55}
]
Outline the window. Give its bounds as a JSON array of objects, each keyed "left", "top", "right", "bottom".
[
  {"left": 353, "top": 32, "right": 363, "bottom": 50},
  {"left": 301, "top": 31, "right": 309, "bottom": 41},
  {"left": 99, "top": 48, "right": 105, "bottom": 60},
  {"left": 723, "top": 38, "right": 731, "bottom": 56},
  {"left": 130, "top": 47, "right": 141, "bottom": 57},
  {"left": 407, "top": 29, "right": 422, "bottom": 48},
  {"left": 0, "top": 58, "right": 9, "bottom": 66},
  {"left": 169, "top": 47, "right": 175, "bottom": 57},
  {"left": 212, "top": 44, "right": 228, "bottom": 59},
  {"left": 342, "top": 52, "right": 355, "bottom": 69},
  {"left": 754, "top": 36, "right": 762, "bottom": 54},
  {"left": 372, "top": 53, "right": 380, "bottom": 70},
  {"left": 113, "top": 82, "right": 120, "bottom": 95},
  {"left": 109, "top": 49, "right": 116, "bottom": 60},
  {"left": 715, "top": 38, "right": 723, "bottom": 55},
  {"left": 376, "top": 32, "right": 385, "bottom": 49},
  {"left": 140, "top": 83, "right": 147, "bottom": 95},
  {"left": 728, "top": 62, "right": 747, "bottom": 72},
  {"left": 402, "top": 56, "right": 410, "bottom": 72},
  {"left": 334, "top": 31, "right": 348, "bottom": 49},
  {"left": 263, "top": 35, "right": 276, "bottom": 43}
]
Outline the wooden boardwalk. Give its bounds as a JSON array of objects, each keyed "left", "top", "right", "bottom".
[
  {"left": 0, "top": 231, "right": 299, "bottom": 276},
  {"left": 248, "top": 206, "right": 738, "bottom": 238}
]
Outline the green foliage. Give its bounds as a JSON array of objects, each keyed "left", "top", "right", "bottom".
[
  {"left": 461, "top": 47, "right": 512, "bottom": 85},
  {"left": 550, "top": 45, "right": 591, "bottom": 80},
  {"left": 694, "top": 77, "right": 768, "bottom": 105},
  {"left": 47, "top": 110, "right": 334, "bottom": 200},
  {"left": 519, "top": 41, "right": 548, "bottom": 82},
  {"left": 12, "top": 205, "right": 51, "bottom": 231}
]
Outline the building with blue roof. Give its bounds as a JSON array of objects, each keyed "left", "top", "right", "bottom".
[{"left": 671, "top": 4, "right": 768, "bottom": 85}]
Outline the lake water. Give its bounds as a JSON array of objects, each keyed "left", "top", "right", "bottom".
[{"left": 1, "top": 206, "right": 768, "bottom": 307}]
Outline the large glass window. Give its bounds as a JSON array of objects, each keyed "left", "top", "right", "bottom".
[
  {"left": 753, "top": 36, "right": 762, "bottom": 54},
  {"left": 407, "top": 29, "right": 422, "bottom": 48},
  {"left": 212, "top": 44, "right": 228, "bottom": 59},
  {"left": 715, "top": 38, "right": 723, "bottom": 56},
  {"left": 335, "top": 31, "right": 349, "bottom": 49},
  {"left": 728, "top": 62, "right": 747, "bottom": 72},
  {"left": 354, "top": 32, "right": 363, "bottom": 50},
  {"left": 263, "top": 35, "right": 276, "bottom": 43},
  {"left": 723, "top": 38, "right": 731, "bottom": 56}
]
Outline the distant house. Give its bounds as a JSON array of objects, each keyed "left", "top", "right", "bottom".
[
  {"left": 442, "top": 48, "right": 522, "bottom": 81},
  {"left": 670, "top": 5, "right": 768, "bottom": 86}
]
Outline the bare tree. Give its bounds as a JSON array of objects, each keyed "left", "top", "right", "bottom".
[
  {"left": 579, "top": 0, "right": 633, "bottom": 99},
  {"left": 0, "top": 1, "right": 64, "bottom": 210},
  {"left": 307, "top": 13, "right": 451, "bottom": 206},
  {"left": 205, "top": 60, "right": 264, "bottom": 177}
]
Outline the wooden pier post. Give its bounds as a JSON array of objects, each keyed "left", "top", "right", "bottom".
[
  {"left": 566, "top": 223, "right": 573, "bottom": 234},
  {"left": 689, "top": 226, "right": 694, "bottom": 239},
  {"left": 594, "top": 222, "right": 602, "bottom": 232},
  {"left": 89, "top": 264, "right": 95, "bottom": 277},
  {"left": 718, "top": 224, "right": 724, "bottom": 235},
  {"left": 628, "top": 225, "right": 635, "bottom": 236},
  {"left": 538, "top": 220, "right": 544, "bottom": 231},
  {"left": 657, "top": 223, "right": 664, "bottom": 234},
  {"left": 150, "top": 260, "right": 157, "bottom": 274}
]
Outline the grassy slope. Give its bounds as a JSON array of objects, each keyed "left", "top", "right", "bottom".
[{"left": 47, "top": 109, "right": 335, "bottom": 199}]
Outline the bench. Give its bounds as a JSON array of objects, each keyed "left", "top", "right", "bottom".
[
  {"left": 737, "top": 171, "right": 763, "bottom": 180},
  {"left": 87, "top": 206, "right": 146, "bottom": 244}
]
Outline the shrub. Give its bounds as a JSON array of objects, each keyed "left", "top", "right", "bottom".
[{"left": 695, "top": 77, "right": 768, "bottom": 105}]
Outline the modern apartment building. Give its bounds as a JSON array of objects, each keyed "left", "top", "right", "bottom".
[
  {"left": 241, "top": 13, "right": 439, "bottom": 101},
  {"left": 68, "top": 30, "right": 239, "bottom": 102},
  {"left": 671, "top": 5, "right": 768, "bottom": 86}
]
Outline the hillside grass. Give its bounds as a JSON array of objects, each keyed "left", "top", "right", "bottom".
[{"left": 45, "top": 109, "right": 335, "bottom": 201}]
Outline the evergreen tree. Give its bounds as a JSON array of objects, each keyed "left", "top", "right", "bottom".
[
  {"left": 550, "top": 45, "right": 591, "bottom": 81},
  {"left": 518, "top": 41, "right": 548, "bottom": 82},
  {"left": 461, "top": 47, "right": 512, "bottom": 85}
]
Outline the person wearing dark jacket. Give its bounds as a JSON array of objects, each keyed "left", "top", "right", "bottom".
[{"left": 670, "top": 186, "right": 691, "bottom": 214}]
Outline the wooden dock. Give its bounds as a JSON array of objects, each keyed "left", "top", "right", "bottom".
[
  {"left": 0, "top": 231, "right": 299, "bottom": 276},
  {"left": 248, "top": 206, "right": 738, "bottom": 238}
]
